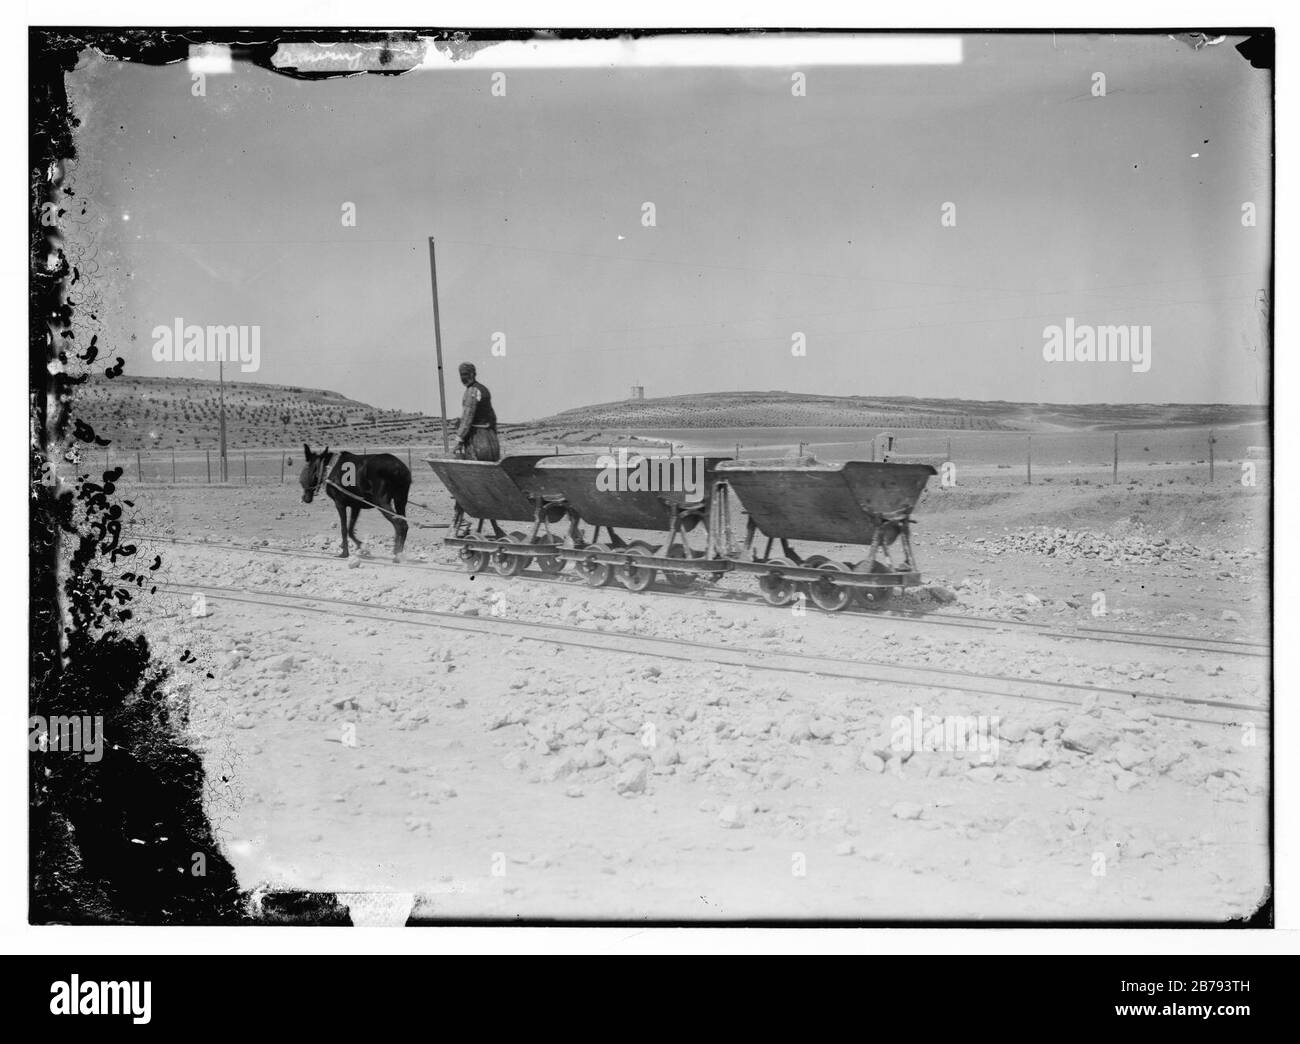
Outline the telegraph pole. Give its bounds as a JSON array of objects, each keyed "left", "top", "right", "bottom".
[
  {"left": 218, "top": 357, "right": 228, "bottom": 482},
  {"left": 428, "top": 237, "right": 450, "bottom": 456}
]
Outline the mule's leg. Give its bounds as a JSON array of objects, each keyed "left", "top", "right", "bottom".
[
  {"left": 347, "top": 505, "right": 363, "bottom": 548},
  {"left": 335, "top": 501, "right": 350, "bottom": 558},
  {"left": 372, "top": 498, "right": 401, "bottom": 560},
  {"left": 392, "top": 487, "right": 409, "bottom": 557}
]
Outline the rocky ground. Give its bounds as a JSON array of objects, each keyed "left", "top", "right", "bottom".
[{"left": 115, "top": 466, "right": 1270, "bottom": 923}]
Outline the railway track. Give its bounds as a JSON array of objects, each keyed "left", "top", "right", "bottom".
[
  {"left": 152, "top": 578, "right": 1269, "bottom": 731},
  {"left": 139, "top": 531, "right": 1270, "bottom": 660}
]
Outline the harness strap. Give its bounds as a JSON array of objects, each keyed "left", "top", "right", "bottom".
[{"left": 322, "top": 478, "right": 448, "bottom": 529}]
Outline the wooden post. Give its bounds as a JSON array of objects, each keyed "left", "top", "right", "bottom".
[
  {"left": 946, "top": 437, "right": 952, "bottom": 461},
  {"left": 1209, "top": 428, "right": 1216, "bottom": 482},
  {"left": 1026, "top": 435, "right": 1032, "bottom": 484},
  {"left": 1113, "top": 431, "right": 1119, "bottom": 484},
  {"left": 172, "top": 448, "right": 176, "bottom": 484},
  {"left": 428, "top": 237, "right": 451, "bottom": 456},
  {"left": 136, "top": 449, "right": 142, "bottom": 480},
  {"left": 206, "top": 450, "right": 211, "bottom": 484},
  {"left": 280, "top": 453, "right": 285, "bottom": 484},
  {"left": 218, "top": 357, "right": 228, "bottom": 483},
  {"left": 735, "top": 442, "right": 740, "bottom": 460},
  {"left": 243, "top": 451, "right": 248, "bottom": 484},
  {"left": 407, "top": 447, "right": 412, "bottom": 468}
]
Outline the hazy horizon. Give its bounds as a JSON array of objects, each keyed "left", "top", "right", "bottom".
[
  {"left": 92, "top": 374, "right": 1270, "bottom": 429},
  {"left": 69, "top": 32, "right": 1272, "bottom": 420}
]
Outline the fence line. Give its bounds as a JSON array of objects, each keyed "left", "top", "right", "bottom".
[{"left": 106, "top": 428, "right": 1267, "bottom": 487}]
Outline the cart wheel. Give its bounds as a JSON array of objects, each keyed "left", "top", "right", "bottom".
[
  {"left": 758, "top": 556, "right": 797, "bottom": 606},
  {"left": 853, "top": 560, "right": 894, "bottom": 607},
  {"left": 462, "top": 549, "right": 490, "bottom": 574},
  {"left": 533, "top": 534, "right": 565, "bottom": 575},
  {"left": 577, "top": 542, "right": 613, "bottom": 587},
  {"left": 806, "top": 558, "right": 852, "bottom": 612},
  {"left": 492, "top": 532, "right": 529, "bottom": 577},
  {"left": 794, "top": 555, "right": 829, "bottom": 606},
  {"left": 618, "top": 543, "right": 657, "bottom": 593},
  {"left": 663, "top": 544, "right": 698, "bottom": 589}
]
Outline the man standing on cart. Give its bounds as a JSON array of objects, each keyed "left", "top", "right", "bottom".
[{"left": 451, "top": 362, "right": 502, "bottom": 536}]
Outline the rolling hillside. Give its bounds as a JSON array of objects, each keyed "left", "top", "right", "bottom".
[
  {"left": 66, "top": 376, "right": 458, "bottom": 450},
  {"left": 63, "top": 378, "right": 1268, "bottom": 451},
  {"left": 531, "top": 391, "right": 1266, "bottom": 433}
]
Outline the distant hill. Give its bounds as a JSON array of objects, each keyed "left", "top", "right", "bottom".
[
  {"left": 527, "top": 391, "right": 1267, "bottom": 433},
  {"left": 69, "top": 378, "right": 1268, "bottom": 450},
  {"left": 68, "top": 376, "right": 459, "bottom": 450}
]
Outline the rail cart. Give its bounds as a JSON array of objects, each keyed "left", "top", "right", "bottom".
[
  {"left": 425, "top": 454, "right": 572, "bottom": 576},
  {"left": 716, "top": 460, "right": 936, "bottom": 611},
  {"left": 533, "top": 454, "right": 734, "bottom": 590},
  {"left": 425, "top": 454, "right": 936, "bottom": 612}
]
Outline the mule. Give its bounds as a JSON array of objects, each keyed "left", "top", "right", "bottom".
[{"left": 299, "top": 444, "right": 411, "bottom": 561}]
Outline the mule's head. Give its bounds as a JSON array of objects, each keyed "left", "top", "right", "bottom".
[{"left": 299, "top": 444, "right": 331, "bottom": 504}]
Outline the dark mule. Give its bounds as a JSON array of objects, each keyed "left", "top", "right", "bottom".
[{"left": 299, "top": 444, "right": 411, "bottom": 561}]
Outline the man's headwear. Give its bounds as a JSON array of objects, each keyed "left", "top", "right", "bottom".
[{"left": 458, "top": 362, "right": 476, "bottom": 378}]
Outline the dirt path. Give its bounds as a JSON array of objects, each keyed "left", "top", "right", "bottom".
[{"left": 124, "top": 475, "right": 1270, "bottom": 921}]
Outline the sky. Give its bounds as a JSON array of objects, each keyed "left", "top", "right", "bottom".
[{"left": 69, "top": 32, "right": 1272, "bottom": 421}]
